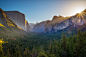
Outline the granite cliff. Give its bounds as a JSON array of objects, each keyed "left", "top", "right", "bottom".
[
  {"left": 5, "top": 11, "right": 30, "bottom": 31},
  {"left": 0, "top": 8, "right": 28, "bottom": 37},
  {"left": 44, "top": 15, "right": 69, "bottom": 32},
  {"left": 0, "top": 8, "right": 17, "bottom": 27}
]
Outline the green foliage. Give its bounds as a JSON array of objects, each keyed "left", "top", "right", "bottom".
[{"left": 38, "top": 52, "right": 48, "bottom": 57}]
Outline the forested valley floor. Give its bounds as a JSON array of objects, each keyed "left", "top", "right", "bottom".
[{"left": 0, "top": 30, "right": 86, "bottom": 57}]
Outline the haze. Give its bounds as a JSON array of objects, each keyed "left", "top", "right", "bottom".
[{"left": 0, "top": 0, "right": 86, "bottom": 23}]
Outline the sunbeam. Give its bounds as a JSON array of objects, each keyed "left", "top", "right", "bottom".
[{"left": 72, "top": 9, "right": 86, "bottom": 26}]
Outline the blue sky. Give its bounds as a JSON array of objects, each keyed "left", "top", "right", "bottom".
[{"left": 0, "top": 0, "right": 86, "bottom": 23}]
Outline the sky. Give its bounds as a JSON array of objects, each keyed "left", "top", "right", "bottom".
[{"left": 0, "top": 0, "right": 86, "bottom": 23}]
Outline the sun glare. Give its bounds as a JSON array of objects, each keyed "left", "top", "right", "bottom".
[
  {"left": 0, "top": 38, "right": 4, "bottom": 44},
  {"left": 72, "top": 8, "right": 86, "bottom": 25},
  {"left": 72, "top": 7, "right": 85, "bottom": 16},
  {"left": 0, "top": 40, "right": 3, "bottom": 43},
  {"left": 76, "top": 9, "right": 83, "bottom": 13}
]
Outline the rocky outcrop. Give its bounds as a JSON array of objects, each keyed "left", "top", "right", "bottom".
[
  {"left": 44, "top": 15, "right": 70, "bottom": 33},
  {"left": 5, "top": 11, "right": 30, "bottom": 31}
]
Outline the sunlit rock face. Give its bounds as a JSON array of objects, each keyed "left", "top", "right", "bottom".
[
  {"left": 44, "top": 16, "right": 70, "bottom": 33},
  {"left": 71, "top": 18, "right": 84, "bottom": 26},
  {"left": 45, "top": 16, "right": 69, "bottom": 28},
  {"left": 0, "top": 8, "right": 17, "bottom": 27},
  {"left": 45, "top": 18, "right": 72, "bottom": 33},
  {"left": 54, "top": 19, "right": 72, "bottom": 32},
  {"left": 5, "top": 11, "right": 25, "bottom": 29},
  {"left": 71, "top": 9, "right": 86, "bottom": 26},
  {"left": 25, "top": 20, "right": 30, "bottom": 31},
  {"left": 5, "top": 11, "right": 30, "bottom": 31}
]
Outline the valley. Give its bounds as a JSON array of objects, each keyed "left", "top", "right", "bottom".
[{"left": 0, "top": 8, "right": 86, "bottom": 57}]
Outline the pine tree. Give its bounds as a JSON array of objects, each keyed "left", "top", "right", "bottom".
[
  {"left": 60, "top": 33, "right": 68, "bottom": 57},
  {"left": 61, "top": 33, "right": 67, "bottom": 51},
  {"left": 6, "top": 49, "right": 11, "bottom": 57},
  {"left": 69, "top": 36, "right": 74, "bottom": 57},
  {"left": 73, "top": 30, "right": 84, "bottom": 57}
]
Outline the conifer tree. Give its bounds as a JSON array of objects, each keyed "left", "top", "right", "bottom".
[{"left": 6, "top": 49, "right": 11, "bottom": 57}]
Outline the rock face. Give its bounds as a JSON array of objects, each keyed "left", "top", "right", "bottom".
[
  {"left": 44, "top": 9, "right": 86, "bottom": 33},
  {"left": 47, "top": 15, "right": 68, "bottom": 25},
  {"left": 25, "top": 20, "right": 30, "bottom": 31},
  {"left": 0, "top": 8, "right": 29, "bottom": 36},
  {"left": 32, "top": 21, "right": 47, "bottom": 32},
  {"left": 44, "top": 15, "right": 70, "bottom": 33},
  {"left": 32, "top": 16, "right": 70, "bottom": 32},
  {"left": 5, "top": 11, "right": 30, "bottom": 31}
]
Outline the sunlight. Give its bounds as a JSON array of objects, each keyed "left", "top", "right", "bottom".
[
  {"left": 78, "top": 19, "right": 81, "bottom": 23},
  {"left": 76, "top": 9, "right": 82, "bottom": 13},
  {"left": 72, "top": 9, "right": 86, "bottom": 25},
  {"left": 0, "top": 40, "right": 3, "bottom": 43},
  {"left": 0, "top": 38, "right": 8, "bottom": 51},
  {"left": 0, "top": 23, "right": 5, "bottom": 27},
  {"left": 71, "top": 7, "right": 85, "bottom": 16},
  {"left": 0, "top": 38, "right": 5, "bottom": 44}
]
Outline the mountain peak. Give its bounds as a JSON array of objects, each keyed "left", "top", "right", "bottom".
[
  {"left": 53, "top": 16, "right": 58, "bottom": 18},
  {"left": 58, "top": 15, "right": 63, "bottom": 18},
  {"left": 52, "top": 16, "right": 58, "bottom": 20},
  {"left": 0, "top": 8, "right": 4, "bottom": 13},
  {"left": 0, "top": 8, "right": 2, "bottom": 10},
  {"left": 52, "top": 15, "right": 64, "bottom": 20}
]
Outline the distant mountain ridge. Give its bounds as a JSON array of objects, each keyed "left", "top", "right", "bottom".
[
  {"left": 29, "top": 23, "right": 36, "bottom": 29},
  {"left": 31, "top": 15, "right": 70, "bottom": 32},
  {"left": 32, "top": 21, "right": 47, "bottom": 32},
  {"left": 45, "top": 9, "right": 86, "bottom": 33},
  {"left": 32, "top": 9, "right": 86, "bottom": 33}
]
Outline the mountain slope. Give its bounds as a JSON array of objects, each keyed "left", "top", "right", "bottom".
[
  {"left": 0, "top": 8, "right": 29, "bottom": 38},
  {"left": 32, "top": 15, "right": 69, "bottom": 32},
  {"left": 44, "top": 15, "right": 70, "bottom": 32},
  {"left": 29, "top": 23, "right": 36, "bottom": 29}
]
